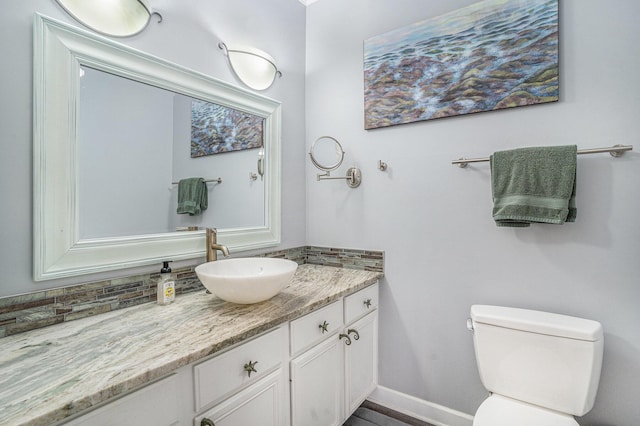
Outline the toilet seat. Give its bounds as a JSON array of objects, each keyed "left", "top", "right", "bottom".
[{"left": 473, "top": 395, "right": 578, "bottom": 426}]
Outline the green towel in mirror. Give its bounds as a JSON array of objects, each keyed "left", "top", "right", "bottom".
[
  {"left": 177, "top": 178, "right": 208, "bottom": 216},
  {"left": 490, "top": 145, "right": 577, "bottom": 227}
]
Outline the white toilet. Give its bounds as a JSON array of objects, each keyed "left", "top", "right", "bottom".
[{"left": 469, "top": 305, "right": 604, "bottom": 426}]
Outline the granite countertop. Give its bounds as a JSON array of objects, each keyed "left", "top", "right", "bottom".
[{"left": 0, "top": 264, "right": 382, "bottom": 426}]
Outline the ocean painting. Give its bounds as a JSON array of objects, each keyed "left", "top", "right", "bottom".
[
  {"left": 364, "top": 0, "right": 558, "bottom": 129},
  {"left": 191, "top": 100, "right": 264, "bottom": 157}
]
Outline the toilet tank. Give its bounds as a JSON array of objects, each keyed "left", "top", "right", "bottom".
[{"left": 470, "top": 305, "right": 604, "bottom": 416}]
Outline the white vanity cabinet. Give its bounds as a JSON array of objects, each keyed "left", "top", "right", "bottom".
[
  {"left": 57, "top": 282, "right": 379, "bottom": 426},
  {"left": 290, "top": 283, "right": 379, "bottom": 426},
  {"left": 193, "top": 325, "right": 290, "bottom": 426}
]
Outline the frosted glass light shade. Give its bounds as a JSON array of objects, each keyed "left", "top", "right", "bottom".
[
  {"left": 219, "top": 42, "right": 282, "bottom": 91},
  {"left": 55, "top": 0, "right": 160, "bottom": 37}
]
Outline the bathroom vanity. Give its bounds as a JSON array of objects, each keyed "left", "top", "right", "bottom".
[{"left": 0, "top": 264, "right": 381, "bottom": 426}]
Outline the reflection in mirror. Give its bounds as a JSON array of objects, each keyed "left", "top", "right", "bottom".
[
  {"left": 78, "top": 67, "right": 265, "bottom": 239},
  {"left": 33, "top": 14, "right": 281, "bottom": 281}
]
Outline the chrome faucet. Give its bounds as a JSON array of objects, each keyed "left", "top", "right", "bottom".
[{"left": 206, "top": 228, "right": 230, "bottom": 262}]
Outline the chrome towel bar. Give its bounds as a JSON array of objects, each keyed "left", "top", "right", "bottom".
[
  {"left": 171, "top": 178, "right": 222, "bottom": 185},
  {"left": 452, "top": 144, "right": 633, "bottom": 168}
]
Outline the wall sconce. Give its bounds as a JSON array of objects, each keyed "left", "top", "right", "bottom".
[
  {"left": 54, "top": 0, "right": 162, "bottom": 37},
  {"left": 218, "top": 42, "right": 282, "bottom": 91}
]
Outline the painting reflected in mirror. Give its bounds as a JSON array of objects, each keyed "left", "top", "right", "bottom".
[
  {"left": 190, "top": 99, "right": 264, "bottom": 157},
  {"left": 78, "top": 66, "right": 265, "bottom": 240}
]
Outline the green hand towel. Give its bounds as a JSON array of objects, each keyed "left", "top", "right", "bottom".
[
  {"left": 177, "top": 178, "right": 208, "bottom": 216},
  {"left": 490, "top": 145, "right": 577, "bottom": 227}
]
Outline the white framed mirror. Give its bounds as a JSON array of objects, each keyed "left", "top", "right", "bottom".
[{"left": 33, "top": 14, "right": 281, "bottom": 281}]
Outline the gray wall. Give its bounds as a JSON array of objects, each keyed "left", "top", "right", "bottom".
[
  {"left": 0, "top": 0, "right": 306, "bottom": 296},
  {"left": 305, "top": 0, "right": 639, "bottom": 425}
]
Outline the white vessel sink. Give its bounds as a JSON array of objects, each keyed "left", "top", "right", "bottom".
[{"left": 195, "top": 258, "right": 298, "bottom": 304}]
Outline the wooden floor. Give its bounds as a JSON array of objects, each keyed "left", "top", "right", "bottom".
[{"left": 343, "top": 401, "right": 435, "bottom": 426}]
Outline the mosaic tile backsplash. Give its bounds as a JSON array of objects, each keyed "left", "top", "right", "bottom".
[{"left": 0, "top": 246, "right": 383, "bottom": 339}]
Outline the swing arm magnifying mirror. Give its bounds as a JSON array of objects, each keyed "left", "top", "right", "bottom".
[{"left": 308, "top": 136, "right": 361, "bottom": 188}]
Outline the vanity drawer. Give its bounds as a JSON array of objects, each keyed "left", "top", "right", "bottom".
[
  {"left": 194, "top": 325, "right": 287, "bottom": 411},
  {"left": 290, "top": 300, "right": 343, "bottom": 356},
  {"left": 344, "top": 283, "right": 379, "bottom": 324}
]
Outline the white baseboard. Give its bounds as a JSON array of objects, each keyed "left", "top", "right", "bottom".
[{"left": 367, "top": 385, "right": 474, "bottom": 426}]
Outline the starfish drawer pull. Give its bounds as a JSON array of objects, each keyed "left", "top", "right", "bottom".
[{"left": 243, "top": 360, "right": 258, "bottom": 377}]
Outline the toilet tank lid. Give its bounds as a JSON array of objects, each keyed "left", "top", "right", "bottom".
[{"left": 471, "top": 305, "right": 603, "bottom": 342}]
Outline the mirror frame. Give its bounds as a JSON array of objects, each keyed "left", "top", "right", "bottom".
[{"left": 33, "top": 14, "right": 281, "bottom": 281}]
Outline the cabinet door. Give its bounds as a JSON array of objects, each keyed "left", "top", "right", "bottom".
[
  {"left": 344, "top": 311, "right": 378, "bottom": 418},
  {"left": 194, "top": 369, "right": 288, "bottom": 426},
  {"left": 290, "top": 334, "right": 344, "bottom": 426}
]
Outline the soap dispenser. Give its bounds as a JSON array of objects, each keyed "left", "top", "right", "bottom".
[{"left": 157, "top": 261, "right": 175, "bottom": 305}]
